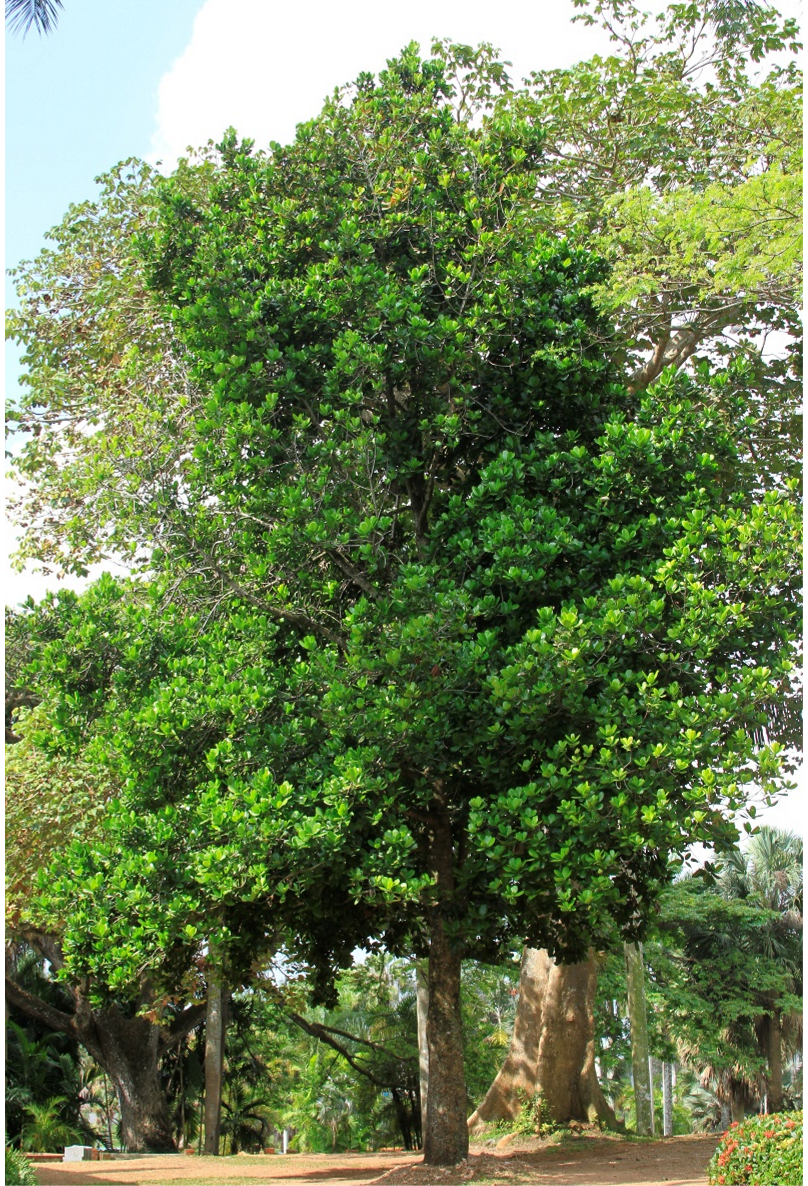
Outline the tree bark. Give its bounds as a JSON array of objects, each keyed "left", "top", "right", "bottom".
[
  {"left": 468, "top": 950, "right": 622, "bottom": 1132},
  {"left": 203, "top": 973, "right": 226, "bottom": 1155},
  {"left": 730, "top": 1080, "right": 746, "bottom": 1123},
  {"left": 6, "top": 976, "right": 176, "bottom": 1151},
  {"left": 416, "top": 959, "right": 430, "bottom": 1143},
  {"left": 764, "top": 1008, "right": 783, "bottom": 1113},
  {"left": 719, "top": 1098, "right": 732, "bottom": 1131},
  {"left": 625, "top": 942, "right": 653, "bottom": 1136},
  {"left": 422, "top": 810, "right": 468, "bottom": 1166},
  {"left": 95, "top": 1010, "right": 176, "bottom": 1152}
]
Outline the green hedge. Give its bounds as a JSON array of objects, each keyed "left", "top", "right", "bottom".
[
  {"left": 5, "top": 1145, "right": 39, "bottom": 1186},
  {"left": 708, "top": 1111, "right": 802, "bottom": 1186}
]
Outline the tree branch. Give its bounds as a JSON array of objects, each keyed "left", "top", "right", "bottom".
[
  {"left": 161, "top": 1002, "right": 207, "bottom": 1049},
  {"left": 180, "top": 528, "right": 345, "bottom": 649},
  {"left": 327, "top": 548, "right": 380, "bottom": 600},
  {"left": 285, "top": 1011, "right": 414, "bottom": 1089},
  {"left": 5, "top": 976, "right": 78, "bottom": 1038}
]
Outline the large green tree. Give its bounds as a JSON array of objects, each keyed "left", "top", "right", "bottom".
[{"left": 13, "top": 42, "right": 798, "bottom": 1166}]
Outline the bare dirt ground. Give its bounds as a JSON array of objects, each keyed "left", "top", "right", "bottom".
[{"left": 32, "top": 1134, "right": 718, "bottom": 1186}]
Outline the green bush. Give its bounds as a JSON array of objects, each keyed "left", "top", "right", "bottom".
[
  {"left": 5, "top": 1144, "right": 40, "bottom": 1186},
  {"left": 708, "top": 1111, "right": 802, "bottom": 1185}
]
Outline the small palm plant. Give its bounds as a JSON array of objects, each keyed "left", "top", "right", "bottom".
[{"left": 19, "top": 1098, "right": 84, "bottom": 1153}]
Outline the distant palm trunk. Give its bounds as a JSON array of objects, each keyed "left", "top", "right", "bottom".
[
  {"left": 416, "top": 959, "right": 429, "bottom": 1142},
  {"left": 625, "top": 942, "right": 653, "bottom": 1136}
]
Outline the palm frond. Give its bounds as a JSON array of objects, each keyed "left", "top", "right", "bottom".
[{"left": 6, "top": 0, "right": 63, "bottom": 37}]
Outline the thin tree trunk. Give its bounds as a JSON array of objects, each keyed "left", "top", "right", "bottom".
[
  {"left": 730, "top": 1080, "right": 746, "bottom": 1123},
  {"left": 765, "top": 1008, "right": 783, "bottom": 1113},
  {"left": 468, "top": 950, "right": 622, "bottom": 1132},
  {"left": 719, "top": 1098, "right": 732, "bottom": 1131},
  {"left": 625, "top": 942, "right": 653, "bottom": 1136},
  {"left": 178, "top": 1042, "right": 186, "bottom": 1149},
  {"left": 423, "top": 810, "right": 468, "bottom": 1167},
  {"left": 416, "top": 959, "right": 429, "bottom": 1143},
  {"left": 662, "top": 1061, "right": 674, "bottom": 1137},
  {"left": 391, "top": 1087, "right": 414, "bottom": 1151},
  {"left": 204, "top": 973, "right": 225, "bottom": 1155}
]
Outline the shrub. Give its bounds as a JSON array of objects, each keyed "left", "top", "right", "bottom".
[
  {"left": 5, "top": 1144, "right": 39, "bottom": 1186},
  {"left": 708, "top": 1111, "right": 803, "bottom": 1185}
]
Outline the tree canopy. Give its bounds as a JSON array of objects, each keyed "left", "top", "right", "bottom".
[{"left": 6, "top": 17, "right": 802, "bottom": 1166}]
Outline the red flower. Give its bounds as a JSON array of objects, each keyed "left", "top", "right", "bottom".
[
  {"left": 764, "top": 1129, "right": 775, "bottom": 1138},
  {"left": 785, "top": 1120, "right": 796, "bottom": 1130}
]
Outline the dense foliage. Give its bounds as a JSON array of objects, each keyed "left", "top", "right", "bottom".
[
  {"left": 5, "top": 0, "right": 803, "bottom": 1164},
  {"left": 4, "top": 1144, "right": 39, "bottom": 1186},
  {"left": 14, "top": 38, "right": 797, "bottom": 995}
]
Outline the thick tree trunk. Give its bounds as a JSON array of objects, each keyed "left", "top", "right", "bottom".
[
  {"left": 94, "top": 1011, "right": 176, "bottom": 1152},
  {"left": 468, "top": 950, "right": 621, "bottom": 1132},
  {"left": 416, "top": 959, "right": 430, "bottom": 1142},
  {"left": 204, "top": 974, "right": 226, "bottom": 1155},
  {"left": 6, "top": 976, "right": 176, "bottom": 1152},
  {"left": 625, "top": 942, "right": 653, "bottom": 1136},
  {"left": 424, "top": 913, "right": 468, "bottom": 1164},
  {"left": 7, "top": 933, "right": 204, "bottom": 1152},
  {"left": 422, "top": 809, "right": 468, "bottom": 1167},
  {"left": 764, "top": 1009, "right": 783, "bottom": 1113}
]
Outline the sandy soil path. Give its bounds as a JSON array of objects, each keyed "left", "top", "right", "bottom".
[
  {"left": 32, "top": 1134, "right": 718, "bottom": 1186},
  {"left": 32, "top": 1150, "right": 419, "bottom": 1186}
]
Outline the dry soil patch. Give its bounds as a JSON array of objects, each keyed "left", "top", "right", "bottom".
[
  {"left": 32, "top": 1150, "right": 418, "bottom": 1186},
  {"left": 33, "top": 1135, "right": 718, "bottom": 1186}
]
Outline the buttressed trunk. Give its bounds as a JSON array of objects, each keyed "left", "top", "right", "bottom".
[
  {"left": 423, "top": 810, "right": 469, "bottom": 1166},
  {"left": 468, "top": 949, "right": 621, "bottom": 1132}
]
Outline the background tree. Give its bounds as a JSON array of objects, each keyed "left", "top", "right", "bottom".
[
  {"left": 5, "top": 687, "right": 207, "bottom": 1152},
  {"left": 469, "top": 0, "right": 802, "bottom": 1127},
  {"left": 713, "top": 828, "right": 802, "bottom": 1113},
  {"left": 591, "top": 835, "right": 803, "bottom": 1129},
  {"left": 5, "top": 950, "right": 96, "bottom": 1151}
]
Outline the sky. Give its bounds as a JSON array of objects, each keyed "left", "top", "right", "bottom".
[{"left": 4, "top": 0, "right": 803, "bottom": 835}]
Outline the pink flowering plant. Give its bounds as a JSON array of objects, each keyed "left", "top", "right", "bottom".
[{"left": 708, "top": 1111, "right": 802, "bottom": 1186}]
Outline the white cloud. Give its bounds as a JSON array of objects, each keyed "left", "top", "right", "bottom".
[{"left": 149, "top": 0, "right": 612, "bottom": 166}]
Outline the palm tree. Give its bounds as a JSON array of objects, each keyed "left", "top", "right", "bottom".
[
  {"left": 220, "top": 1081, "right": 271, "bottom": 1155},
  {"left": 717, "top": 827, "right": 803, "bottom": 1113},
  {"left": 6, "top": 0, "right": 63, "bottom": 37},
  {"left": 20, "top": 1098, "right": 84, "bottom": 1152}
]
